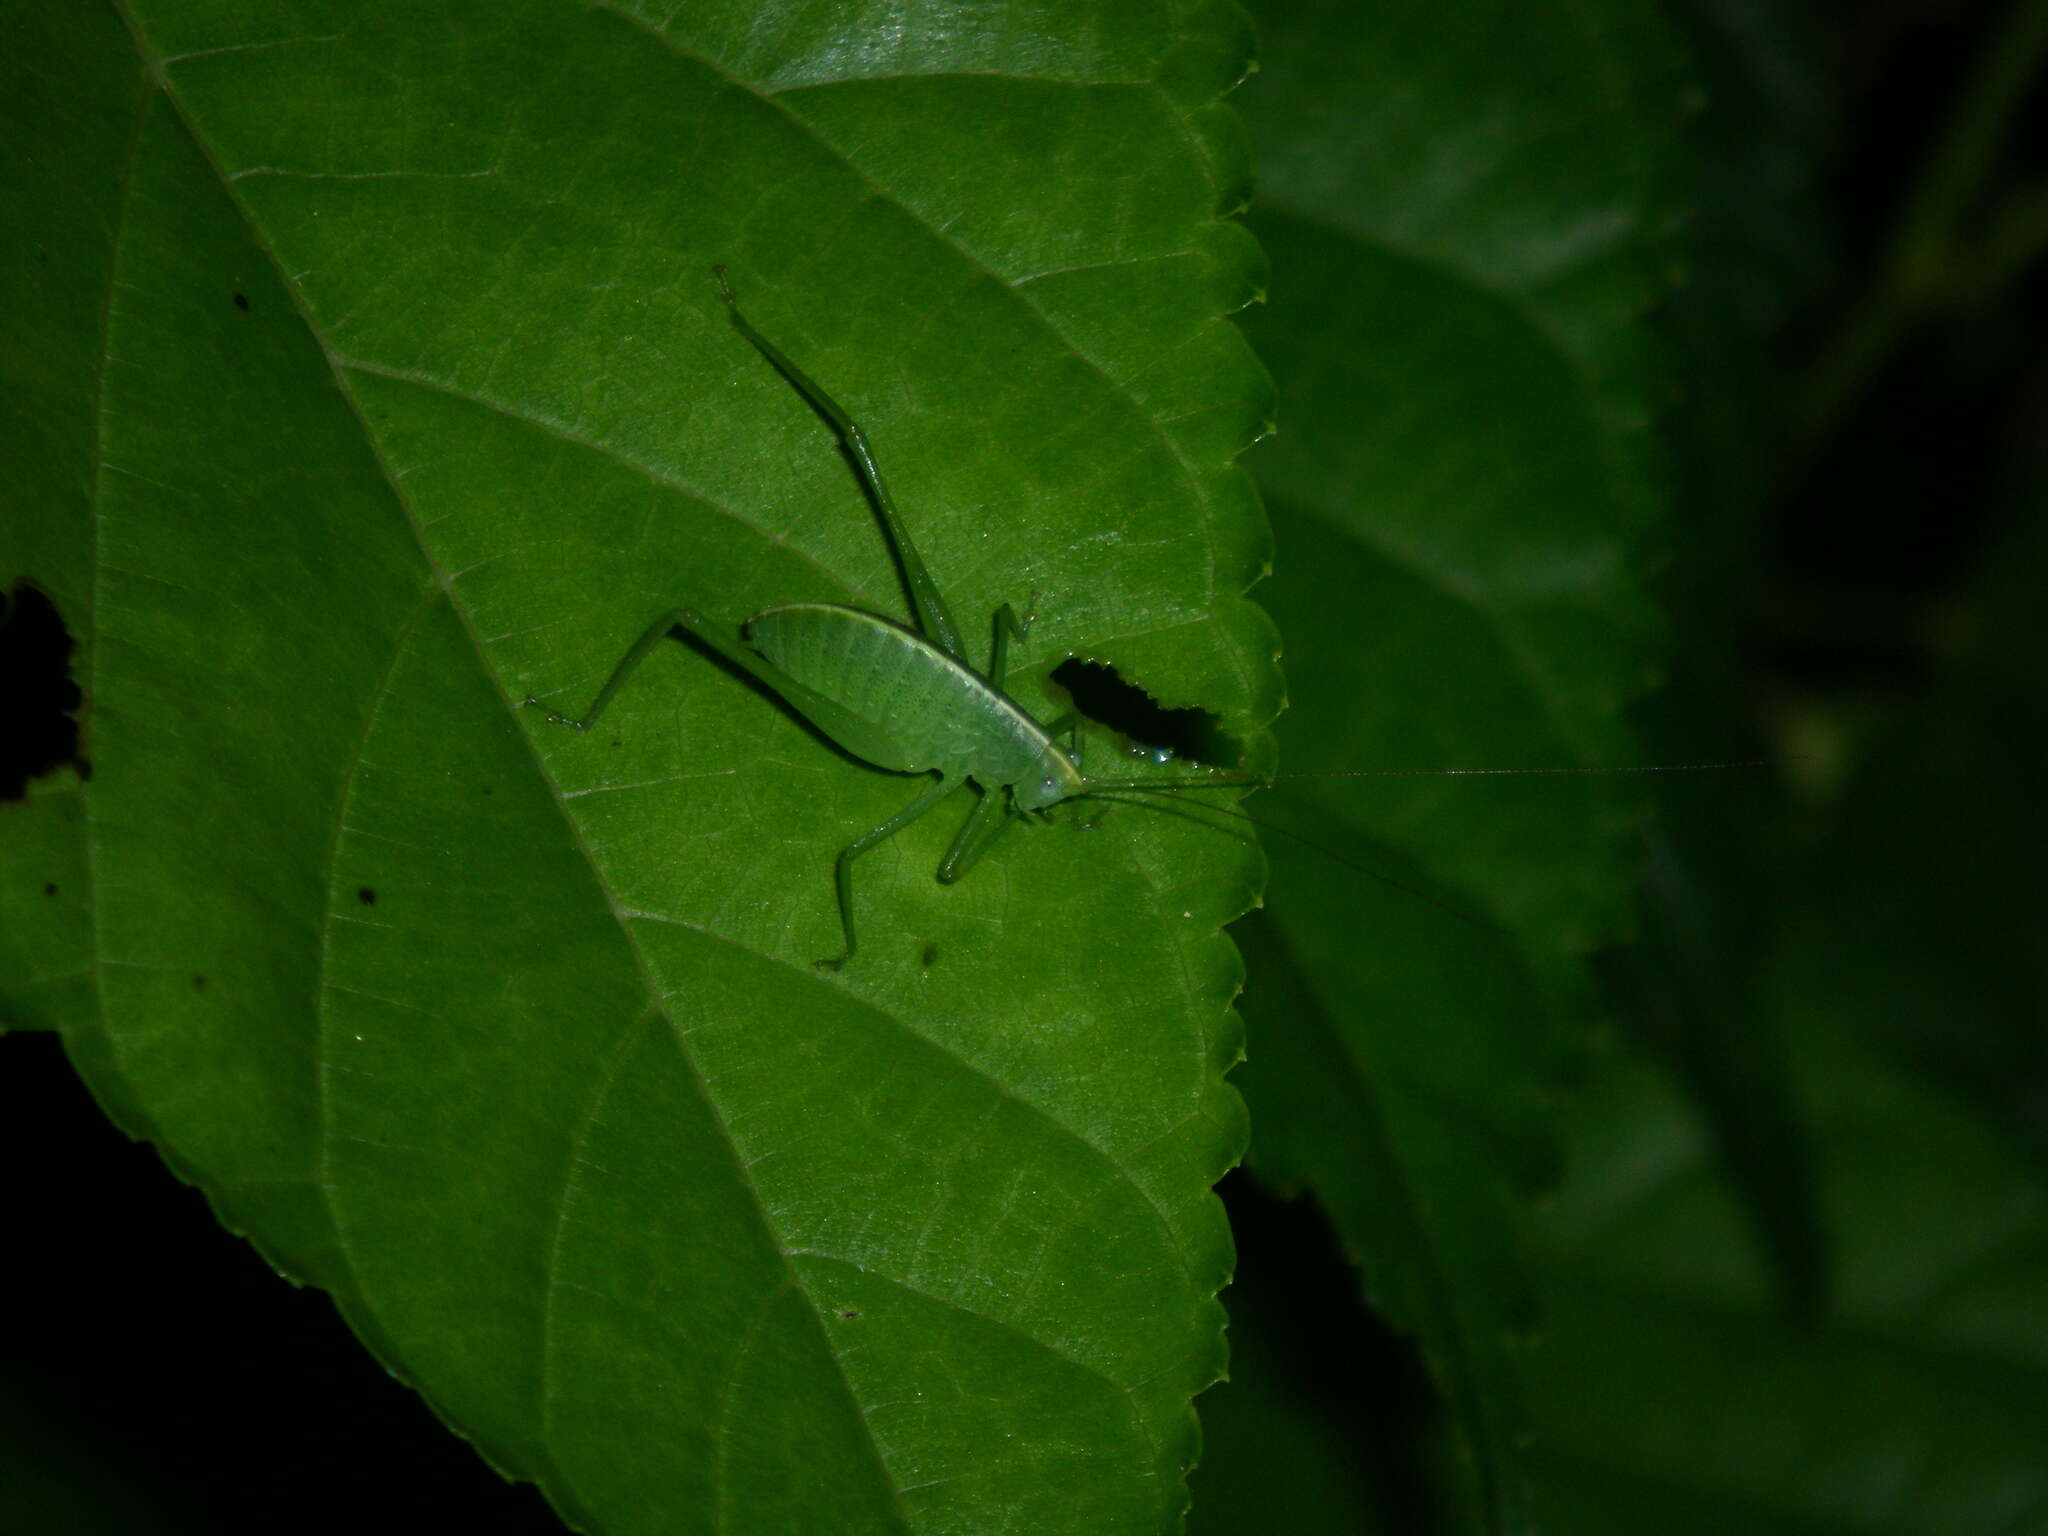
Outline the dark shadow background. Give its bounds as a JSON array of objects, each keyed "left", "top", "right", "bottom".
[{"left": 0, "top": 1031, "right": 563, "bottom": 1534}]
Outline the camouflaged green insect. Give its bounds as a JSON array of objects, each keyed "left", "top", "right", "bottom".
[{"left": 529, "top": 269, "right": 1249, "bottom": 969}]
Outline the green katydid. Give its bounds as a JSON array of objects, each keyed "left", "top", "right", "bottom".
[
  {"left": 530, "top": 270, "right": 1766, "bottom": 967},
  {"left": 529, "top": 269, "right": 1251, "bottom": 969}
]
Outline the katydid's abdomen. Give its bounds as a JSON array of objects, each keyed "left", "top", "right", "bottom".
[{"left": 747, "top": 603, "right": 1058, "bottom": 788}]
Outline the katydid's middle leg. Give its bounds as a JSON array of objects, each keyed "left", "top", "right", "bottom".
[
  {"left": 820, "top": 776, "right": 961, "bottom": 970},
  {"left": 936, "top": 788, "right": 1018, "bottom": 885}
]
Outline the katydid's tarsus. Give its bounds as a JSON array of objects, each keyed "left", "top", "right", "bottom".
[{"left": 528, "top": 268, "right": 1236, "bottom": 969}]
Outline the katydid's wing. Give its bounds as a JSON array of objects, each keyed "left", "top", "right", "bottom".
[
  {"left": 747, "top": 604, "right": 1053, "bottom": 787},
  {"left": 668, "top": 605, "right": 932, "bottom": 777}
]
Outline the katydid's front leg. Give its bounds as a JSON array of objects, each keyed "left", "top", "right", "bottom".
[
  {"left": 1041, "top": 712, "right": 1083, "bottom": 773},
  {"left": 822, "top": 776, "right": 961, "bottom": 970},
  {"left": 987, "top": 599, "right": 1036, "bottom": 693}
]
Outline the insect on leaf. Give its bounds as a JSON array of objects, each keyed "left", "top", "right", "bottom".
[{"left": 0, "top": 4, "right": 1279, "bottom": 1532}]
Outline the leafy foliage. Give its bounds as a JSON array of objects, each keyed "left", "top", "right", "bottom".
[
  {"left": 3, "top": 4, "right": 1272, "bottom": 1531},
  {"left": 1197, "top": 3, "right": 2048, "bottom": 1533},
  {"left": 6, "top": 4, "right": 2046, "bottom": 1535},
  {"left": 1529, "top": 1009, "right": 2048, "bottom": 1533}
]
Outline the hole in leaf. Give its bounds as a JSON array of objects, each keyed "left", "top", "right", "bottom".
[
  {"left": 0, "top": 582, "right": 83, "bottom": 800},
  {"left": 1048, "top": 658, "right": 1241, "bottom": 767}
]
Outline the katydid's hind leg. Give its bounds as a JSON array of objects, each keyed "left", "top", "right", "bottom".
[
  {"left": 530, "top": 606, "right": 822, "bottom": 738},
  {"left": 526, "top": 609, "right": 696, "bottom": 731},
  {"left": 666, "top": 607, "right": 808, "bottom": 701},
  {"left": 819, "top": 777, "right": 960, "bottom": 970},
  {"left": 714, "top": 267, "right": 967, "bottom": 666}
]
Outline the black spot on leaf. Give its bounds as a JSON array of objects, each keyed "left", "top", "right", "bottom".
[{"left": 0, "top": 582, "right": 84, "bottom": 800}]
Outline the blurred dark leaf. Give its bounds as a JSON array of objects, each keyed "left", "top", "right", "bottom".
[
  {"left": 1615, "top": 0, "right": 1836, "bottom": 1322},
  {"left": 1775, "top": 481, "right": 2048, "bottom": 1166},
  {"left": 1529, "top": 1007, "right": 2048, "bottom": 1533},
  {"left": 1226, "top": 0, "right": 1686, "bottom": 1528}
]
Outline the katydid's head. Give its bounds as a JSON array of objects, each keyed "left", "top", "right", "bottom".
[
  {"left": 1016, "top": 742, "right": 1088, "bottom": 813},
  {"left": 1016, "top": 774, "right": 1058, "bottom": 813}
]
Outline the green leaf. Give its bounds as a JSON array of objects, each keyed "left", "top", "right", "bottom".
[
  {"left": 1228, "top": 1, "right": 1686, "bottom": 1528},
  {"left": 0, "top": 0, "right": 126, "bottom": 1039},
  {"left": 0, "top": 5, "right": 1276, "bottom": 1532}
]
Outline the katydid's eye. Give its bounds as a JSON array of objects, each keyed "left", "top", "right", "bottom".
[{"left": 1042, "top": 776, "right": 1055, "bottom": 793}]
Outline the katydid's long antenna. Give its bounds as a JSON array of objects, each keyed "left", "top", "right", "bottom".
[
  {"left": 1076, "top": 757, "right": 1788, "bottom": 793},
  {"left": 1264, "top": 758, "right": 1786, "bottom": 779},
  {"left": 1079, "top": 787, "right": 1507, "bottom": 937}
]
